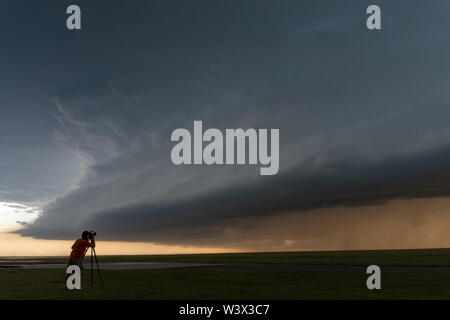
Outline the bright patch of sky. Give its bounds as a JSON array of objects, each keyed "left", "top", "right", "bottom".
[{"left": 0, "top": 202, "right": 40, "bottom": 231}]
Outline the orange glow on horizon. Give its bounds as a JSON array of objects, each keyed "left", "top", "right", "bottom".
[{"left": 0, "top": 228, "right": 241, "bottom": 257}]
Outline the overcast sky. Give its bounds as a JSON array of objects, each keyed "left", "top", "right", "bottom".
[{"left": 2, "top": 1, "right": 450, "bottom": 252}]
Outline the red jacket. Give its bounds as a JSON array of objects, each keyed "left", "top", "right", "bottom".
[{"left": 69, "top": 239, "right": 91, "bottom": 259}]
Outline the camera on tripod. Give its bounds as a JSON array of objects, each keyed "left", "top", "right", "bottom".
[
  {"left": 86, "top": 231, "right": 104, "bottom": 289},
  {"left": 88, "top": 231, "right": 97, "bottom": 241}
]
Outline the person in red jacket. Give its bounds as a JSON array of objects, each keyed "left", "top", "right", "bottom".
[{"left": 63, "top": 231, "right": 95, "bottom": 288}]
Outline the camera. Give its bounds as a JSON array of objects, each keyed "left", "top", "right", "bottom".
[{"left": 88, "top": 231, "right": 97, "bottom": 240}]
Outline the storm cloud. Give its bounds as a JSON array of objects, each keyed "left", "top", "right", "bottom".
[
  {"left": 3, "top": 1, "right": 450, "bottom": 247},
  {"left": 15, "top": 143, "right": 450, "bottom": 243}
]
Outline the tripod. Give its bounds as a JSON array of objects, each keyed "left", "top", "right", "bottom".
[{"left": 90, "top": 244, "right": 104, "bottom": 289}]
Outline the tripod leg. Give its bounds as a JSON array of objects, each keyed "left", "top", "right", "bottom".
[
  {"left": 91, "top": 247, "right": 93, "bottom": 288},
  {"left": 92, "top": 247, "right": 104, "bottom": 289}
]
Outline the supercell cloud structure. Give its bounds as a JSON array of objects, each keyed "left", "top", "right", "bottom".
[{"left": 1, "top": 1, "right": 450, "bottom": 245}]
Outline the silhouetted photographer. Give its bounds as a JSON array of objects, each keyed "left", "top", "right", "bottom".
[{"left": 62, "top": 230, "right": 95, "bottom": 289}]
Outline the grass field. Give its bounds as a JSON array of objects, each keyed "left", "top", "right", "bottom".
[
  {"left": 2, "top": 268, "right": 450, "bottom": 299},
  {"left": 1, "top": 249, "right": 450, "bottom": 299}
]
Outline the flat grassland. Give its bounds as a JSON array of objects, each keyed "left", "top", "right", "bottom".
[{"left": 1, "top": 249, "right": 450, "bottom": 299}]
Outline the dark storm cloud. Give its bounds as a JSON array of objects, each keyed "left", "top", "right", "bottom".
[
  {"left": 15, "top": 221, "right": 30, "bottom": 227},
  {"left": 15, "top": 144, "right": 450, "bottom": 242},
  {"left": 4, "top": 0, "right": 450, "bottom": 244}
]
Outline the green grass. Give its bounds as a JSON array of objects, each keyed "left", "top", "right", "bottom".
[
  {"left": 2, "top": 249, "right": 450, "bottom": 299},
  {"left": 3, "top": 248, "right": 450, "bottom": 267},
  {"left": 1, "top": 268, "right": 450, "bottom": 299}
]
